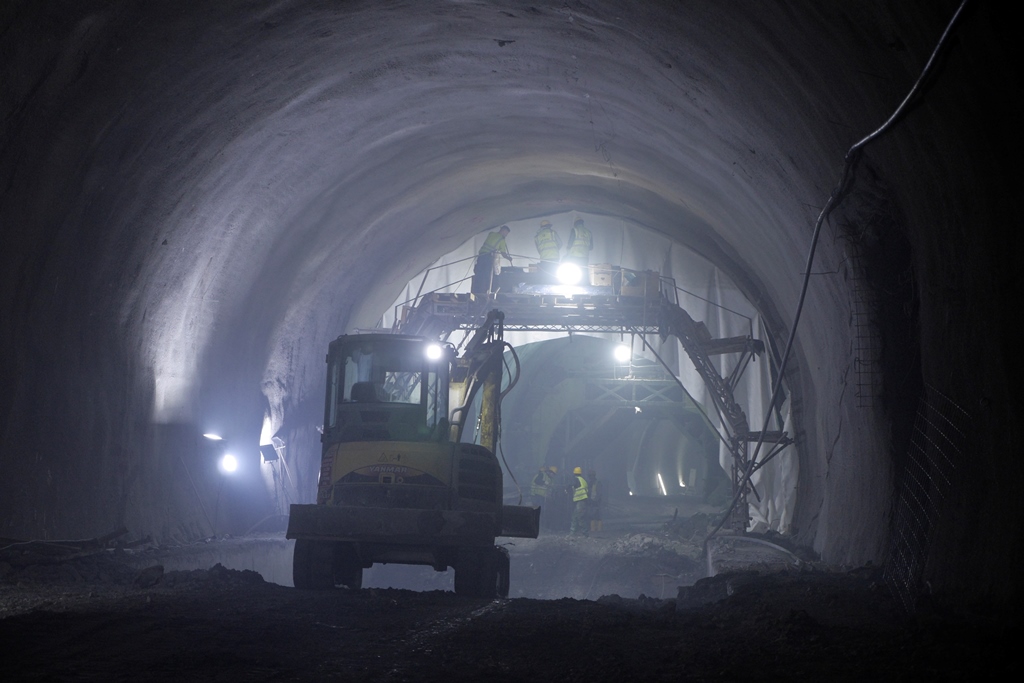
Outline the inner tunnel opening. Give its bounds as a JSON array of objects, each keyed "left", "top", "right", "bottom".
[
  {"left": 339, "top": 209, "right": 799, "bottom": 593},
  {"left": 385, "top": 213, "right": 795, "bottom": 509}
]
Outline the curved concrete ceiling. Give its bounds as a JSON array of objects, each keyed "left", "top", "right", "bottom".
[{"left": 2, "top": 1, "right": 1018, "bottom": 605}]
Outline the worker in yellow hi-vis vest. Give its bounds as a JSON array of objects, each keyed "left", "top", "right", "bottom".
[
  {"left": 534, "top": 219, "right": 561, "bottom": 276},
  {"left": 530, "top": 465, "right": 557, "bottom": 507},
  {"left": 570, "top": 466, "right": 590, "bottom": 536},
  {"left": 564, "top": 218, "right": 593, "bottom": 268},
  {"left": 473, "top": 225, "right": 511, "bottom": 293}
]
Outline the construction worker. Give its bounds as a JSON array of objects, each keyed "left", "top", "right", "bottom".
[
  {"left": 570, "top": 466, "right": 590, "bottom": 536},
  {"left": 564, "top": 218, "right": 593, "bottom": 268},
  {"left": 473, "top": 225, "right": 511, "bottom": 293},
  {"left": 534, "top": 220, "right": 561, "bottom": 276},
  {"left": 530, "top": 465, "right": 556, "bottom": 505}
]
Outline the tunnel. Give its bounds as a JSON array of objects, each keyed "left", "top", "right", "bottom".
[{"left": 1, "top": 0, "right": 1019, "bottom": 623}]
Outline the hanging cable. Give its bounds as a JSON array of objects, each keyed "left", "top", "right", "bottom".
[
  {"left": 498, "top": 341, "right": 522, "bottom": 400},
  {"left": 497, "top": 341, "right": 524, "bottom": 502},
  {"left": 705, "top": 0, "right": 971, "bottom": 548}
]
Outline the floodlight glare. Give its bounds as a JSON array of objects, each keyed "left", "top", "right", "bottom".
[
  {"left": 614, "top": 344, "right": 631, "bottom": 363},
  {"left": 220, "top": 453, "right": 238, "bottom": 474},
  {"left": 425, "top": 343, "right": 443, "bottom": 360},
  {"left": 556, "top": 262, "right": 583, "bottom": 285},
  {"left": 203, "top": 433, "right": 223, "bottom": 441}
]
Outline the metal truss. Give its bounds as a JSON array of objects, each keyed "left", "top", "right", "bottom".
[{"left": 397, "top": 282, "right": 793, "bottom": 531}]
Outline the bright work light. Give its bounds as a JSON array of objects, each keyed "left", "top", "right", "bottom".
[
  {"left": 614, "top": 344, "right": 631, "bottom": 363},
  {"left": 556, "top": 262, "right": 583, "bottom": 285},
  {"left": 220, "top": 453, "right": 238, "bottom": 474},
  {"left": 425, "top": 343, "right": 443, "bottom": 360}
]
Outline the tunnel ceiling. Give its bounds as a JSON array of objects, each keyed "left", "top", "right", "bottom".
[{"left": 3, "top": 0, "right": 1020, "bottom": 602}]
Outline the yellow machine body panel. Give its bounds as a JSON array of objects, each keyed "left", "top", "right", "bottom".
[{"left": 317, "top": 440, "right": 454, "bottom": 505}]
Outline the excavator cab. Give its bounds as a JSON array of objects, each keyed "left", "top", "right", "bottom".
[{"left": 325, "top": 335, "right": 452, "bottom": 445}]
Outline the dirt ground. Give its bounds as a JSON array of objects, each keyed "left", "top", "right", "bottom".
[{"left": 1, "top": 516, "right": 1015, "bottom": 681}]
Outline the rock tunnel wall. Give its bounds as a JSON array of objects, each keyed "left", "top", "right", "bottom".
[{"left": 1, "top": 1, "right": 1019, "bottom": 606}]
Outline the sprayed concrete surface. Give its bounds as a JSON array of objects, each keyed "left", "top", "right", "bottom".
[{"left": 2, "top": 0, "right": 1020, "bottom": 630}]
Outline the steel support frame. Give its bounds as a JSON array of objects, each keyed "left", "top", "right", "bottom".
[{"left": 399, "top": 288, "right": 793, "bottom": 534}]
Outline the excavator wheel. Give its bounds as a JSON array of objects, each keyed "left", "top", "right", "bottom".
[
  {"left": 293, "top": 539, "right": 336, "bottom": 590},
  {"left": 293, "top": 538, "right": 313, "bottom": 589},
  {"left": 454, "top": 546, "right": 507, "bottom": 599}
]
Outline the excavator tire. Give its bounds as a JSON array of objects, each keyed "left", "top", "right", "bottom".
[
  {"left": 293, "top": 539, "right": 336, "bottom": 590},
  {"left": 293, "top": 538, "right": 313, "bottom": 589},
  {"left": 309, "top": 541, "right": 336, "bottom": 589},
  {"left": 454, "top": 546, "right": 506, "bottom": 599}
]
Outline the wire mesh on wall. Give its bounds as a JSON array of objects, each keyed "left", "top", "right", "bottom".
[
  {"left": 883, "top": 384, "right": 969, "bottom": 612},
  {"left": 838, "top": 234, "right": 883, "bottom": 408},
  {"left": 849, "top": 243, "right": 883, "bottom": 408}
]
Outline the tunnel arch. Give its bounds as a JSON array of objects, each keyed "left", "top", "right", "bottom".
[{"left": 2, "top": 1, "right": 1018, "bottom": 607}]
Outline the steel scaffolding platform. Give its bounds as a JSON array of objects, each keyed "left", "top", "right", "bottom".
[
  {"left": 394, "top": 274, "right": 790, "bottom": 530},
  {"left": 399, "top": 291, "right": 663, "bottom": 335}
]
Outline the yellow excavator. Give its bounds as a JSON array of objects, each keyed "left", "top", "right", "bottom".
[{"left": 286, "top": 310, "right": 539, "bottom": 597}]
